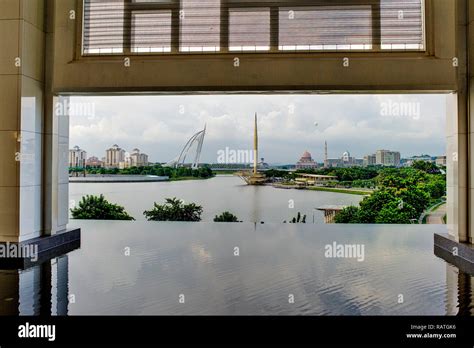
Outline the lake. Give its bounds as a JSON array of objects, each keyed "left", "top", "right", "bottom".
[{"left": 69, "top": 175, "right": 363, "bottom": 223}]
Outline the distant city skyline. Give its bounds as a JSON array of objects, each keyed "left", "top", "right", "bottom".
[{"left": 70, "top": 94, "right": 446, "bottom": 164}]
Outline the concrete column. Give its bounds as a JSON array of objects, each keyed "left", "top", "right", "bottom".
[
  {"left": 468, "top": 0, "right": 474, "bottom": 244},
  {"left": 43, "top": 94, "right": 70, "bottom": 235},
  {"left": 43, "top": 0, "right": 69, "bottom": 236},
  {"left": 445, "top": 0, "right": 471, "bottom": 243},
  {"left": 0, "top": 0, "right": 68, "bottom": 241},
  {"left": 446, "top": 94, "right": 468, "bottom": 242},
  {"left": 0, "top": 0, "right": 46, "bottom": 243}
]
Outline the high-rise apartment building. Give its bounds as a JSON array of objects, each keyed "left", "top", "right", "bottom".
[
  {"left": 105, "top": 144, "right": 126, "bottom": 168},
  {"left": 129, "top": 148, "right": 149, "bottom": 167},
  {"left": 376, "top": 150, "right": 401, "bottom": 167},
  {"left": 363, "top": 154, "right": 377, "bottom": 166},
  {"left": 69, "top": 146, "right": 87, "bottom": 168}
]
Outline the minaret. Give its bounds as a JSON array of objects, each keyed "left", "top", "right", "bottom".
[
  {"left": 253, "top": 113, "right": 258, "bottom": 174},
  {"left": 324, "top": 140, "right": 328, "bottom": 168},
  {"left": 234, "top": 113, "right": 265, "bottom": 185}
]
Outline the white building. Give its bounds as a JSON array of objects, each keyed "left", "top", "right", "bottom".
[
  {"left": 363, "top": 154, "right": 376, "bottom": 166},
  {"left": 376, "top": 150, "right": 401, "bottom": 167},
  {"left": 118, "top": 148, "right": 150, "bottom": 169},
  {"left": 69, "top": 146, "right": 87, "bottom": 168},
  {"left": 105, "top": 144, "right": 126, "bottom": 168},
  {"left": 401, "top": 154, "right": 434, "bottom": 167},
  {"left": 325, "top": 151, "right": 362, "bottom": 168},
  {"left": 129, "top": 148, "right": 149, "bottom": 167},
  {"left": 436, "top": 155, "right": 447, "bottom": 166}
]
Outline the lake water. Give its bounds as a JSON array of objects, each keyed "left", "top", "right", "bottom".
[
  {"left": 3, "top": 177, "right": 468, "bottom": 316},
  {"left": 3, "top": 222, "right": 470, "bottom": 315},
  {"left": 69, "top": 175, "right": 363, "bottom": 223}
]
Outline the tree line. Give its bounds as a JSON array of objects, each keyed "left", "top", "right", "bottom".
[
  {"left": 71, "top": 164, "right": 214, "bottom": 179},
  {"left": 334, "top": 162, "right": 446, "bottom": 224},
  {"left": 71, "top": 195, "right": 240, "bottom": 222}
]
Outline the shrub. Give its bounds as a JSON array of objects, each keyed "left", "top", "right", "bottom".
[
  {"left": 214, "top": 211, "right": 240, "bottom": 222},
  {"left": 144, "top": 197, "right": 203, "bottom": 221},
  {"left": 70, "top": 194, "right": 135, "bottom": 220},
  {"left": 334, "top": 206, "right": 360, "bottom": 223}
]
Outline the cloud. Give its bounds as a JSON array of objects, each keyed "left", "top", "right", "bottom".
[{"left": 70, "top": 94, "right": 446, "bottom": 164}]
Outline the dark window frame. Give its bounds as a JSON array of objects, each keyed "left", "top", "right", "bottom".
[
  {"left": 78, "top": 0, "right": 427, "bottom": 57},
  {"left": 125, "top": 0, "right": 180, "bottom": 54}
]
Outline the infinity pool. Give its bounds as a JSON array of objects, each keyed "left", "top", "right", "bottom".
[{"left": 1, "top": 222, "right": 472, "bottom": 315}]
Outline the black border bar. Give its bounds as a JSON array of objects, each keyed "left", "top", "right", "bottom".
[{"left": 0, "top": 316, "right": 472, "bottom": 346}]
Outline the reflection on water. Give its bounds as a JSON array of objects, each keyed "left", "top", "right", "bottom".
[
  {"left": 0, "top": 255, "right": 70, "bottom": 315},
  {"left": 0, "top": 222, "right": 472, "bottom": 315}
]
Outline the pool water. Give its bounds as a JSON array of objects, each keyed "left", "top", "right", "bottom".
[{"left": 2, "top": 222, "right": 472, "bottom": 315}]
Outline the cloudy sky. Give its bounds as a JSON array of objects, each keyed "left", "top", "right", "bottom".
[{"left": 69, "top": 94, "right": 447, "bottom": 164}]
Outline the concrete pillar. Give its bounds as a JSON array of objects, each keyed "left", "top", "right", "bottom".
[
  {"left": 0, "top": 0, "right": 68, "bottom": 242},
  {"left": 0, "top": 0, "right": 46, "bottom": 242},
  {"left": 468, "top": 0, "right": 474, "bottom": 244},
  {"left": 43, "top": 0, "right": 69, "bottom": 236},
  {"left": 43, "top": 94, "right": 70, "bottom": 235},
  {"left": 446, "top": 0, "right": 471, "bottom": 244},
  {"left": 446, "top": 94, "right": 468, "bottom": 242}
]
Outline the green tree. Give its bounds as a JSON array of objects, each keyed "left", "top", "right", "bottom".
[
  {"left": 356, "top": 188, "right": 399, "bottom": 223},
  {"left": 144, "top": 197, "right": 203, "bottom": 221},
  {"left": 376, "top": 167, "right": 426, "bottom": 189},
  {"left": 296, "top": 166, "right": 379, "bottom": 182},
  {"left": 423, "top": 175, "right": 446, "bottom": 199},
  {"left": 70, "top": 194, "right": 135, "bottom": 220},
  {"left": 375, "top": 201, "right": 417, "bottom": 224},
  {"left": 214, "top": 211, "right": 240, "bottom": 222},
  {"left": 334, "top": 206, "right": 360, "bottom": 223},
  {"left": 334, "top": 166, "right": 444, "bottom": 225},
  {"left": 411, "top": 160, "right": 441, "bottom": 174},
  {"left": 396, "top": 186, "right": 430, "bottom": 217}
]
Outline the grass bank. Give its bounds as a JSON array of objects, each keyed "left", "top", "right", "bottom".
[
  {"left": 307, "top": 186, "right": 372, "bottom": 195},
  {"left": 169, "top": 176, "right": 214, "bottom": 182},
  {"left": 274, "top": 184, "right": 371, "bottom": 196}
]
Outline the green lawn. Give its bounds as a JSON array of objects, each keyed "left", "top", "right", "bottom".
[
  {"left": 306, "top": 186, "right": 372, "bottom": 195},
  {"left": 169, "top": 176, "right": 212, "bottom": 182}
]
